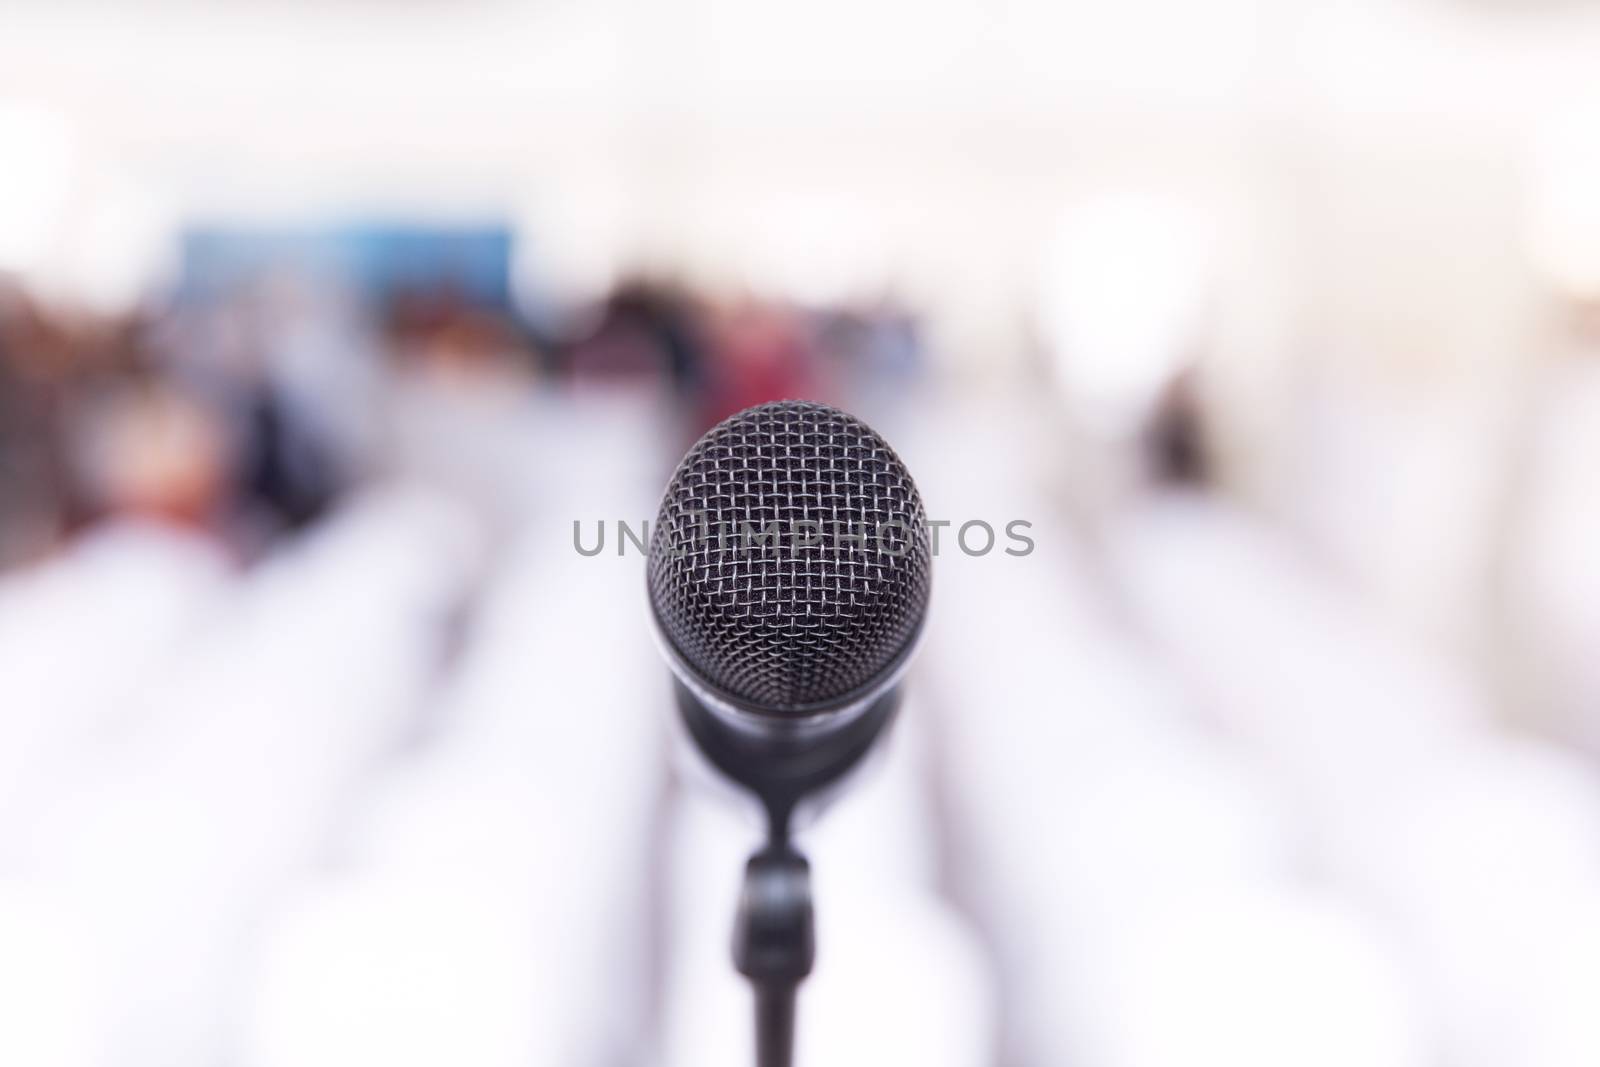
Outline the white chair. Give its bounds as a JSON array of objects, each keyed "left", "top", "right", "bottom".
[
  {"left": 21, "top": 488, "right": 482, "bottom": 1067},
  {"left": 1035, "top": 888, "right": 1427, "bottom": 1067},
  {"left": 1108, "top": 493, "right": 1600, "bottom": 1067},
  {"left": 252, "top": 497, "right": 669, "bottom": 1067},
  {"left": 0, "top": 521, "right": 229, "bottom": 855}
]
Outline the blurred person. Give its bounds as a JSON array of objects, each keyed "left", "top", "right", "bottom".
[
  {"left": 234, "top": 385, "right": 340, "bottom": 538},
  {"left": 236, "top": 271, "right": 387, "bottom": 534},
  {"left": 1142, "top": 366, "right": 1212, "bottom": 488},
  {"left": 251, "top": 272, "right": 386, "bottom": 474},
  {"left": 812, "top": 298, "right": 924, "bottom": 387},
  {"left": 698, "top": 299, "right": 825, "bottom": 431},
  {"left": 131, "top": 295, "right": 340, "bottom": 551},
  {"left": 0, "top": 283, "right": 73, "bottom": 565},
  {"left": 381, "top": 292, "right": 542, "bottom": 546},
  {"left": 0, "top": 287, "right": 174, "bottom": 563},
  {"left": 1502, "top": 303, "right": 1600, "bottom": 753},
  {"left": 76, "top": 380, "right": 230, "bottom": 534},
  {"left": 563, "top": 277, "right": 706, "bottom": 394}
]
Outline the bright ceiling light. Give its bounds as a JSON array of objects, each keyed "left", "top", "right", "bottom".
[
  {"left": 1039, "top": 191, "right": 1212, "bottom": 433},
  {"left": 0, "top": 100, "right": 79, "bottom": 277},
  {"left": 1525, "top": 98, "right": 1600, "bottom": 301}
]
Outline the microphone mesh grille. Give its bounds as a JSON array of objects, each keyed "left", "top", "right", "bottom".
[{"left": 648, "top": 400, "right": 930, "bottom": 713}]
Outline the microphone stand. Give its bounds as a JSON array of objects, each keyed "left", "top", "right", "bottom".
[
  {"left": 675, "top": 683, "right": 901, "bottom": 1067},
  {"left": 734, "top": 843, "right": 811, "bottom": 1067}
]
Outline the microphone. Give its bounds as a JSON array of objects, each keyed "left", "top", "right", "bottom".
[
  {"left": 647, "top": 399, "right": 932, "bottom": 827},
  {"left": 646, "top": 399, "right": 931, "bottom": 1067}
]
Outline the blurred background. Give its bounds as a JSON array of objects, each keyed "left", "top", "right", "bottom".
[{"left": 3, "top": 0, "right": 1600, "bottom": 1064}]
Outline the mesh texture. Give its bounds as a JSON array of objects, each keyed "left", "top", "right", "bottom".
[{"left": 648, "top": 400, "right": 931, "bottom": 712}]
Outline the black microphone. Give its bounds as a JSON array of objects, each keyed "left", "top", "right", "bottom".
[{"left": 646, "top": 399, "right": 932, "bottom": 1067}]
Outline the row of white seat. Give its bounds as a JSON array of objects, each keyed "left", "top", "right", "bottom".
[
  {"left": 898, "top": 393, "right": 1600, "bottom": 1067},
  {"left": 0, "top": 486, "right": 482, "bottom": 1066},
  {"left": 1107, "top": 494, "right": 1600, "bottom": 1067},
  {"left": 6, "top": 390, "right": 1597, "bottom": 1067},
  {"left": 246, "top": 396, "right": 680, "bottom": 1067}
]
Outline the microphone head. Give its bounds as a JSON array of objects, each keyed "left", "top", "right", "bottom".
[{"left": 648, "top": 400, "right": 931, "bottom": 719}]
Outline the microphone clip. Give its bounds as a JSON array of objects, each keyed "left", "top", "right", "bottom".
[{"left": 673, "top": 681, "right": 901, "bottom": 842}]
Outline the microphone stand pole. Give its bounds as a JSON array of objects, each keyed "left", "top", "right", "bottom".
[{"left": 675, "top": 683, "right": 901, "bottom": 1067}]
